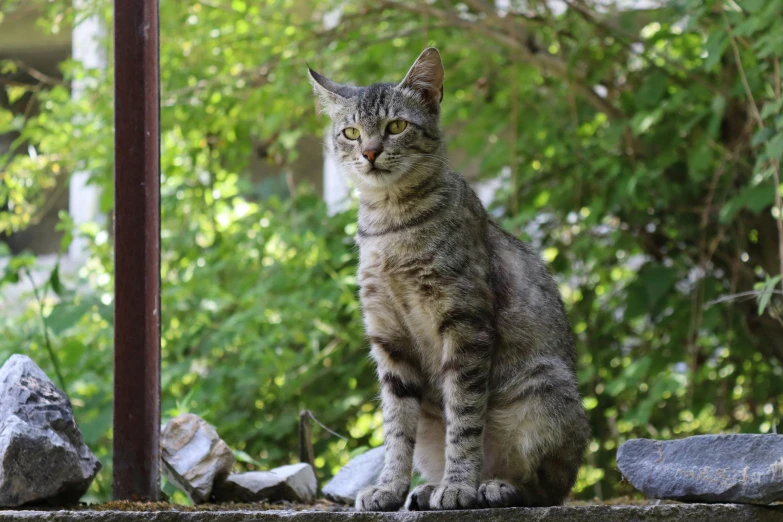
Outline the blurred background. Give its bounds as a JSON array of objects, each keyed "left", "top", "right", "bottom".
[{"left": 1, "top": 0, "right": 782, "bottom": 504}]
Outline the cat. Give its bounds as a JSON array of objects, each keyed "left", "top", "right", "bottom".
[{"left": 308, "top": 48, "right": 589, "bottom": 512}]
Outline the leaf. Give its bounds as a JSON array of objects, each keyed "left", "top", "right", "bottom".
[
  {"left": 636, "top": 72, "right": 668, "bottom": 109},
  {"left": 757, "top": 275, "right": 782, "bottom": 315},
  {"left": 46, "top": 300, "right": 95, "bottom": 336},
  {"left": 49, "top": 264, "right": 64, "bottom": 297},
  {"left": 703, "top": 31, "right": 728, "bottom": 71},
  {"left": 687, "top": 145, "right": 712, "bottom": 181},
  {"left": 643, "top": 265, "right": 679, "bottom": 310},
  {"left": 742, "top": 0, "right": 768, "bottom": 13},
  {"left": 56, "top": 210, "right": 75, "bottom": 253},
  {"left": 233, "top": 449, "right": 263, "bottom": 466},
  {"left": 761, "top": 98, "right": 783, "bottom": 120},
  {"left": 707, "top": 96, "right": 726, "bottom": 139},
  {"left": 6, "top": 86, "right": 27, "bottom": 104},
  {"left": 0, "top": 60, "right": 17, "bottom": 74},
  {"left": 745, "top": 184, "right": 776, "bottom": 213},
  {"left": 61, "top": 339, "right": 87, "bottom": 367},
  {"left": 719, "top": 183, "right": 776, "bottom": 222},
  {"left": 766, "top": 133, "right": 783, "bottom": 161},
  {"left": 631, "top": 108, "right": 663, "bottom": 136},
  {"left": 751, "top": 127, "right": 775, "bottom": 147}
]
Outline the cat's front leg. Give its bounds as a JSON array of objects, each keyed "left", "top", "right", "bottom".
[
  {"left": 429, "top": 322, "right": 494, "bottom": 510},
  {"left": 356, "top": 335, "right": 423, "bottom": 512}
]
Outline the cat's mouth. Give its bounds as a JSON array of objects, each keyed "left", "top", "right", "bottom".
[{"left": 366, "top": 166, "right": 391, "bottom": 175}]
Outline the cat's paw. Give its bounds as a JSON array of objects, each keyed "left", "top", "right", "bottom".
[
  {"left": 355, "top": 483, "right": 408, "bottom": 512},
  {"left": 429, "top": 483, "right": 478, "bottom": 510},
  {"left": 405, "top": 484, "right": 437, "bottom": 511},
  {"left": 478, "top": 480, "right": 525, "bottom": 508}
]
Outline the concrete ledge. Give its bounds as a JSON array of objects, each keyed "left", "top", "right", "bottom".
[{"left": 2, "top": 505, "right": 783, "bottom": 522}]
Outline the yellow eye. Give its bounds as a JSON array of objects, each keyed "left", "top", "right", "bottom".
[
  {"left": 387, "top": 120, "right": 408, "bottom": 135},
  {"left": 343, "top": 127, "right": 360, "bottom": 140}
]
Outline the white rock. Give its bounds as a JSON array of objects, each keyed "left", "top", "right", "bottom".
[
  {"left": 160, "top": 413, "right": 234, "bottom": 504},
  {"left": 274, "top": 463, "right": 317, "bottom": 502},
  {"left": 213, "top": 463, "right": 317, "bottom": 503},
  {"left": 323, "top": 447, "right": 384, "bottom": 504}
]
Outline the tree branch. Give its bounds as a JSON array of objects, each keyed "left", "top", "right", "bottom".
[
  {"left": 563, "top": 0, "right": 725, "bottom": 98},
  {"left": 381, "top": 0, "right": 622, "bottom": 119},
  {"left": 724, "top": 11, "right": 783, "bottom": 298}
]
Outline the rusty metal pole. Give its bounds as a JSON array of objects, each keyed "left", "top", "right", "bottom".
[{"left": 112, "top": 0, "right": 161, "bottom": 501}]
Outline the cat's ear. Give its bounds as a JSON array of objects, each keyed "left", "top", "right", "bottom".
[
  {"left": 399, "top": 47, "right": 444, "bottom": 107},
  {"left": 307, "top": 66, "right": 354, "bottom": 115}
]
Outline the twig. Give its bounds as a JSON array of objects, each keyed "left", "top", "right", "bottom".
[
  {"left": 511, "top": 38, "right": 519, "bottom": 215},
  {"left": 22, "top": 267, "right": 67, "bottom": 393},
  {"left": 706, "top": 290, "right": 783, "bottom": 307},
  {"left": 195, "top": 0, "right": 233, "bottom": 12},
  {"left": 723, "top": 12, "right": 762, "bottom": 127},
  {"left": 772, "top": 57, "right": 783, "bottom": 297},
  {"left": 299, "top": 410, "right": 315, "bottom": 468},
  {"left": 306, "top": 409, "right": 349, "bottom": 441},
  {"left": 724, "top": 13, "right": 783, "bottom": 298},
  {"left": 10, "top": 60, "right": 66, "bottom": 86}
]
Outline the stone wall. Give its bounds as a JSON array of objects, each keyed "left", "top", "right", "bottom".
[{"left": 1, "top": 504, "right": 782, "bottom": 522}]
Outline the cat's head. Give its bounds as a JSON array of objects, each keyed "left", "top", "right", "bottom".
[{"left": 308, "top": 48, "right": 444, "bottom": 190}]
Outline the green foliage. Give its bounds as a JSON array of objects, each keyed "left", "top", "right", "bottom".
[{"left": 2, "top": 0, "right": 783, "bottom": 503}]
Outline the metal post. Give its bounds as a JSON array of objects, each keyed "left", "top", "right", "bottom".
[{"left": 112, "top": 0, "right": 161, "bottom": 501}]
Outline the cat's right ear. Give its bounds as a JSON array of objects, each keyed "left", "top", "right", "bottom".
[
  {"left": 307, "top": 66, "right": 353, "bottom": 115},
  {"left": 399, "top": 48, "right": 444, "bottom": 109}
]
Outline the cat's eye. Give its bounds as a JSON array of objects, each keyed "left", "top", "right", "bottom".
[
  {"left": 386, "top": 120, "right": 408, "bottom": 135},
  {"left": 343, "top": 127, "right": 360, "bottom": 140}
]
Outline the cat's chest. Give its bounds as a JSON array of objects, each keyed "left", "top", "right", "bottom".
[{"left": 358, "top": 242, "right": 444, "bottom": 358}]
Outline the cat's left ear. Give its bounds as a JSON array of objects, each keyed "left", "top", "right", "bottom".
[
  {"left": 307, "top": 66, "right": 356, "bottom": 115},
  {"left": 399, "top": 47, "right": 444, "bottom": 108}
]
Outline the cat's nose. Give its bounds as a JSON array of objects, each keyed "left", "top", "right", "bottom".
[{"left": 362, "top": 148, "right": 382, "bottom": 164}]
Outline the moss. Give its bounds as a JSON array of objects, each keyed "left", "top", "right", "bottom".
[{"left": 78, "top": 499, "right": 346, "bottom": 513}]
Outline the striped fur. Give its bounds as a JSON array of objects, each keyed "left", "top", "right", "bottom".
[{"left": 308, "top": 48, "right": 589, "bottom": 512}]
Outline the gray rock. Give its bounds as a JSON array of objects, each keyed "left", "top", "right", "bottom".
[
  {"left": 160, "top": 413, "right": 235, "bottom": 504},
  {"left": 213, "top": 463, "right": 317, "bottom": 503},
  {"left": 0, "top": 354, "right": 101, "bottom": 507},
  {"left": 617, "top": 434, "right": 783, "bottom": 504},
  {"left": 322, "top": 447, "right": 385, "bottom": 504},
  {"left": 272, "top": 463, "right": 318, "bottom": 503},
  {"left": 213, "top": 472, "right": 284, "bottom": 503}
]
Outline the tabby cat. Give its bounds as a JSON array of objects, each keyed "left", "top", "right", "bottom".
[{"left": 308, "top": 48, "right": 589, "bottom": 512}]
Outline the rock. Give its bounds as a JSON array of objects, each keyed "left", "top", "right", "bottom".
[
  {"left": 0, "top": 354, "right": 101, "bottom": 507},
  {"left": 272, "top": 463, "right": 318, "bottom": 503},
  {"left": 213, "top": 472, "right": 283, "bottom": 503},
  {"left": 617, "top": 434, "right": 783, "bottom": 504},
  {"left": 213, "top": 463, "right": 317, "bottom": 503},
  {"left": 322, "top": 446, "right": 385, "bottom": 504},
  {"left": 160, "top": 413, "right": 235, "bottom": 504}
]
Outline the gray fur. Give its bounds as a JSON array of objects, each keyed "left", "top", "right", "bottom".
[{"left": 308, "top": 48, "right": 590, "bottom": 512}]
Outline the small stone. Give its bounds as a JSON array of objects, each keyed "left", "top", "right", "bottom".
[
  {"left": 160, "top": 413, "right": 235, "bottom": 504},
  {"left": 213, "top": 471, "right": 284, "bottom": 503},
  {"left": 273, "top": 463, "right": 317, "bottom": 502},
  {"left": 0, "top": 354, "right": 101, "bottom": 507},
  {"left": 617, "top": 434, "right": 783, "bottom": 504},
  {"left": 322, "top": 446, "right": 385, "bottom": 504},
  {"left": 213, "top": 463, "right": 317, "bottom": 503}
]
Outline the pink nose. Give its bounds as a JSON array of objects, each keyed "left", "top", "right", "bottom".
[{"left": 363, "top": 149, "right": 381, "bottom": 163}]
